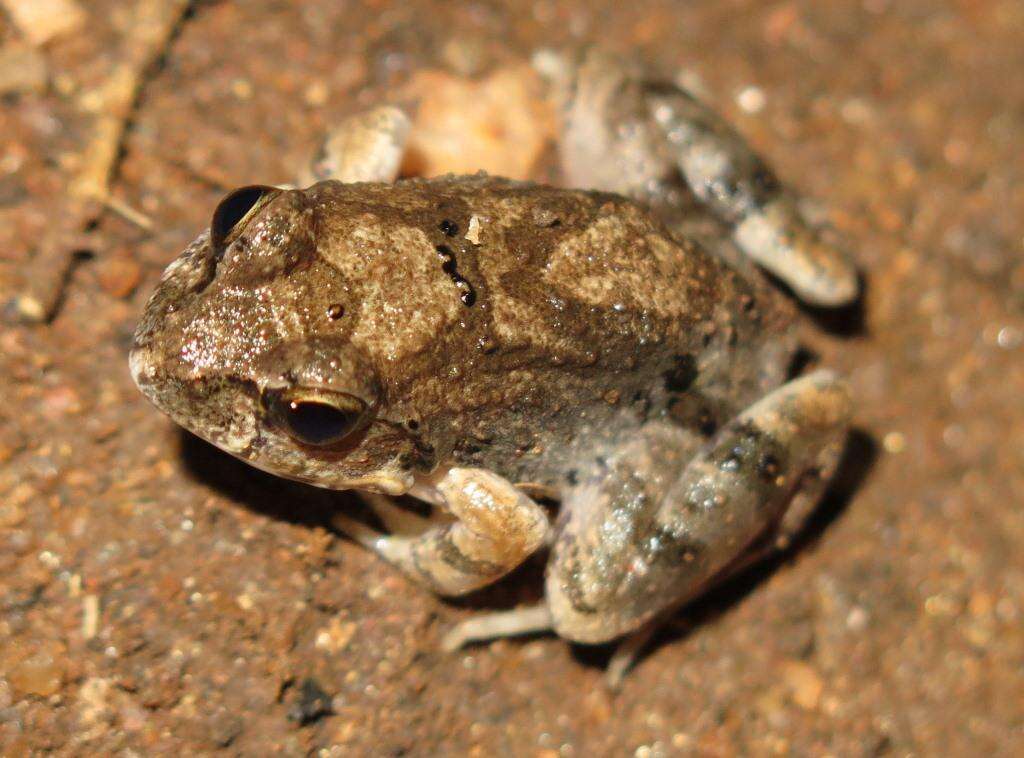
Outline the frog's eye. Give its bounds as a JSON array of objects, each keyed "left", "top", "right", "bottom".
[
  {"left": 266, "top": 390, "right": 369, "bottom": 447},
  {"left": 210, "top": 185, "right": 280, "bottom": 255}
]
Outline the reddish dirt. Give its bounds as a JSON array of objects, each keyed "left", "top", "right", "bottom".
[{"left": 1, "top": 1, "right": 1022, "bottom": 754}]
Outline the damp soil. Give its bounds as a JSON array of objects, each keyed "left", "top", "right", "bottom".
[{"left": 1, "top": 1, "right": 1022, "bottom": 754}]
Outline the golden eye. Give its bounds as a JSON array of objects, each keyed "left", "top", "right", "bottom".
[{"left": 268, "top": 391, "right": 368, "bottom": 447}]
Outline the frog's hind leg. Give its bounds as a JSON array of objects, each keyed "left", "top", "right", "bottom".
[
  {"left": 603, "top": 436, "right": 845, "bottom": 688},
  {"left": 645, "top": 83, "right": 857, "bottom": 307},
  {"left": 439, "top": 373, "right": 849, "bottom": 671},
  {"left": 332, "top": 467, "right": 550, "bottom": 597},
  {"left": 298, "top": 105, "right": 411, "bottom": 186},
  {"left": 546, "top": 370, "right": 851, "bottom": 660},
  {"left": 549, "top": 49, "right": 856, "bottom": 306}
]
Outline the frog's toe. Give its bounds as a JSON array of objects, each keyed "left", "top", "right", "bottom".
[
  {"left": 441, "top": 603, "right": 553, "bottom": 652},
  {"left": 604, "top": 621, "right": 663, "bottom": 689}
]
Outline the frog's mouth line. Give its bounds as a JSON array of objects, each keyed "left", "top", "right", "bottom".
[{"left": 214, "top": 436, "right": 414, "bottom": 497}]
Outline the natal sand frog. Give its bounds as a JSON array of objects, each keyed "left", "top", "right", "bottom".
[{"left": 130, "top": 50, "right": 855, "bottom": 680}]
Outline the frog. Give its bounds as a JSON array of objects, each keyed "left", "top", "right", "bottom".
[{"left": 130, "top": 49, "right": 855, "bottom": 682}]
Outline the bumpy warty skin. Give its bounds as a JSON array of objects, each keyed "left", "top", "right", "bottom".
[{"left": 130, "top": 174, "right": 797, "bottom": 497}]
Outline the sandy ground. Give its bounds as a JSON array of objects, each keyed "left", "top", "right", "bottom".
[{"left": 1, "top": 0, "right": 1023, "bottom": 754}]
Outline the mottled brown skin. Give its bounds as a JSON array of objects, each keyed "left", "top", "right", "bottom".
[
  {"left": 132, "top": 175, "right": 795, "bottom": 495},
  {"left": 132, "top": 51, "right": 855, "bottom": 669}
]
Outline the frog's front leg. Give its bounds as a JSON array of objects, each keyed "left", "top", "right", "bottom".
[
  {"left": 546, "top": 369, "right": 851, "bottom": 645},
  {"left": 297, "top": 105, "right": 411, "bottom": 186},
  {"left": 333, "top": 467, "right": 550, "bottom": 596}
]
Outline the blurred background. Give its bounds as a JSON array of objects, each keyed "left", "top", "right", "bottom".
[{"left": 0, "top": 0, "right": 1022, "bottom": 754}]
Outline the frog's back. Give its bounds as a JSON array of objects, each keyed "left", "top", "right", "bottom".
[
  {"left": 311, "top": 174, "right": 741, "bottom": 363},
  {"left": 308, "top": 176, "right": 793, "bottom": 487}
]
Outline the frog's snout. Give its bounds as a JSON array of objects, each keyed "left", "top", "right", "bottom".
[
  {"left": 127, "top": 336, "right": 170, "bottom": 409},
  {"left": 127, "top": 341, "right": 150, "bottom": 390}
]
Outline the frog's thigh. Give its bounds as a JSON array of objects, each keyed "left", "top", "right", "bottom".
[
  {"left": 546, "top": 369, "right": 851, "bottom": 644},
  {"left": 333, "top": 468, "right": 550, "bottom": 597},
  {"left": 298, "top": 105, "right": 411, "bottom": 186},
  {"left": 604, "top": 425, "right": 847, "bottom": 687},
  {"left": 647, "top": 86, "right": 857, "bottom": 306}
]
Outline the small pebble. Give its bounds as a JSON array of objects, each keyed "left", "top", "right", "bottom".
[
  {"left": 846, "top": 606, "right": 869, "bottom": 631},
  {"left": 781, "top": 660, "right": 823, "bottom": 710},
  {"left": 314, "top": 618, "right": 357, "bottom": 653},
  {"left": 8, "top": 643, "right": 65, "bottom": 698},
  {"left": 231, "top": 78, "right": 254, "bottom": 100},
  {"left": 0, "top": 43, "right": 48, "bottom": 96},
  {"left": 41, "top": 385, "right": 83, "bottom": 419},
  {"left": 997, "top": 326, "right": 1021, "bottom": 349},
  {"left": 1, "top": 0, "right": 86, "bottom": 46},
  {"left": 288, "top": 678, "right": 333, "bottom": 725},
  {"left": 882, "top": 431, "right": 906, "bottom": 454},
  {"left": 303, "top": 80, "right": 329, "bottom": 107},
  {"left": 736, "top": 85, "right": 767, "bottom": 114},
  {"left": 77, "top": 677, "right": 113, "bottom": 727},
  {"left": 95, "top": 255, "right": 142, "bottom": 299}
]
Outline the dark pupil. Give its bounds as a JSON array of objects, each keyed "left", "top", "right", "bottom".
[{"left": 284, "top": 401, "right": 359, "bottom": 446}]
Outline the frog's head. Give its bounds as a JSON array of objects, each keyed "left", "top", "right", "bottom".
[{"left": 129, "top": 185, "right": 419, "bottom": 495}]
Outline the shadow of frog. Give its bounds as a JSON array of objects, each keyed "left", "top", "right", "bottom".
[
  {"left": 177, "top": 427, "right": 355, "bottom": 531},
  {"left": 177, "top": 423, "right": 878, "bottom": 677}
]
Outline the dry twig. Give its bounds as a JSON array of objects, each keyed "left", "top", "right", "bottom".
[{"left": 10, "top": 0, "right": 193, "bottom": 323}]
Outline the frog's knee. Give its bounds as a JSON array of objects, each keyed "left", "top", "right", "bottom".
[
  {"left": 543, "top": 531, "right": 705, "bottom": 645},
  {"left": 734, "top": 200, "right": 859, "bottom": 307},
  {"left": 742, "top": 369, "right": 852, "bottom": 435},
  {"left": 544, "top": 565, "right": 634, "bottom": 644}
]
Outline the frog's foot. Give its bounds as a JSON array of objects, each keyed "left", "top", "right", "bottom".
[
  {"left": 440, "top": 603, "right": 554, "bottom": 652},
  {"left": 333, "top": 467, "right": 550, "bottom": 597},
  {"left": 605, "top": 620, "right": 664, "bottom": 689},
  {"left": 546, "top": 369, "right": 851, "bottom": 647},
  {"left": 555, "top": 49, "right": 857, "bottom": 307},
  {"left": 298, "top": 105, "right": 411, "bottom": 186}
]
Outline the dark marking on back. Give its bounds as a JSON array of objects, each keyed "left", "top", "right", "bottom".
[
  {"left": 646, "top": 525, "right": 707, "bottom": 570},
  {"left": 757, "top": 452, "right": 782, "bottom": 481},
  {"left": 436, "top": 244, "right": 477, "bottom": 307},
  {"left": 664, "top": 354, "right": 698, "bottom": 393}
]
